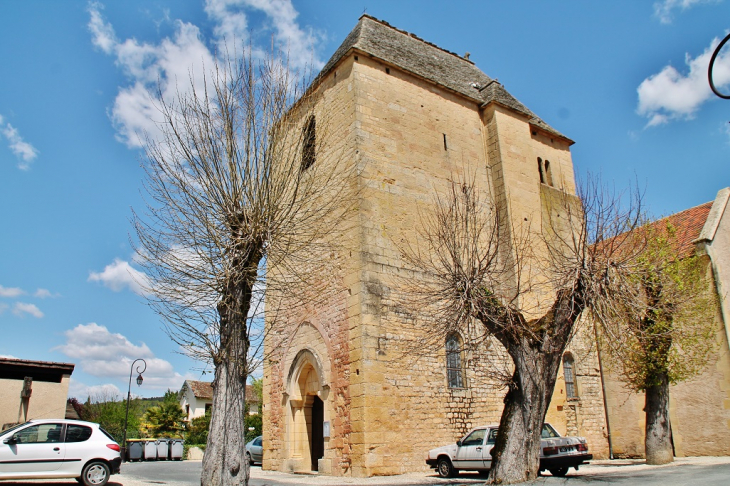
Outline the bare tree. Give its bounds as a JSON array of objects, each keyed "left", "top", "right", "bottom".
[
  {"left": 403, "top": 174, "right": 644, "bottom": 484},
  {"left": 133, "top": 49, "right": 352, "bottom": 486},
  {"left": 593, "top": 219, "right": 717, "bottom": 465}
]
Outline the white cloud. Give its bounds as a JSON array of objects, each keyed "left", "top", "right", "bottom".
[
  {"left": 0, "top": 116, "right": 39, "bottom": 170},
  {"left": 57, "top": 323, "right": 191, "bottom": 393},
  {"left": 204, "top": 0, "right": 250, "bottom": 50},
  {"left": 12, "top": 302, "right": 44, "bottom": 318},
  {"left": 89, "top": 1, "right": 323, "bottom": 148},
  {"left": 0, "top": 304, "right": 7, "bottom": 315},
  {"left": 205, "top": 0, "right": 323, "bottom": 71},
  {"left": 653, "top": 0, "right": 722, "bottom": 24},
  {"left": 34, "top": 288, "right": 60, "bottom": 298},
  {"left": 0, "top": 285, "right": 25, "bottom": 298},
  {"left": 88, "top": 258, "right": 151, "bottom": 296},
  {"left": 637, "top": 35, "right": 730, "bottom": 126},
  {"left": 67, "top": 379, "right": 123, "bottom": 402},
  {"left": 87, "top": 1, "right": 117, "bottom": 54}
]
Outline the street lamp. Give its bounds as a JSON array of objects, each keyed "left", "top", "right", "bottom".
[
  {"left": 708, "top": 32, "right": 730, "bottom": 100},
  {"left": 122, "top": 358, "right": 146, "bottom": 462}
]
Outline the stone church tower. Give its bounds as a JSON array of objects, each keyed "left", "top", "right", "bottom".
[{"left": 262, "top": 15, "right": 606, "bottom": 477}]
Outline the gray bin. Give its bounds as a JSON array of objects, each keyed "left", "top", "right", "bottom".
[
  {"left": 156, "top": 439, "right": 169, "bottom": 460},
  {"left": 169, "top": 439, "right": 184, "bottom": 460},
  {"left": 144, "top": 440, "right": 157, "bottom": 460},
  {"left": 127, "top": 440, "right": 144, "bottom": 461}
]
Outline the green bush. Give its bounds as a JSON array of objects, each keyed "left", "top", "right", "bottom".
[
  {"left": 185, "top": 411, "right": 210, "bottom": 444},
  {"left": 244, "top": 413, "right": 262, "bottom": 443}
]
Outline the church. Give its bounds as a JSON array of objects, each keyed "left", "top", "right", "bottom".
[{"left": 261, "top": 15, "right": 730, "bottom": 477}]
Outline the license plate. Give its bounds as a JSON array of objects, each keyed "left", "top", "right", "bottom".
[{"left": 559, "top": 446, "right": 573, "bottom": 453}]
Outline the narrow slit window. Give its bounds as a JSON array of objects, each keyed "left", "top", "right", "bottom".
[
  {"left": 301, "top": 115, "right": 316, "bottom": 171},
  {"left": 446, "top": 333, "right": 464, "bottom": 388},
  {"left": 563, "top": 353, "right": 577, "bottom": 398},
  {"left": 443, "top": 133, "right": 448, "bottom": 151},
  {"left": 544, "top": 159, "right": 553, "bottom": 186},
  {"left": 538, "top": 157, "right": 545, "bottom": 184}
]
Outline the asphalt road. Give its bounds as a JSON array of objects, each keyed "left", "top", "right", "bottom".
[
  {"left": 2, "top": 457, "right": 730, "bottom": 485},
  {"left": 116, "top": 457, "right": 730, "bottom": 486}
]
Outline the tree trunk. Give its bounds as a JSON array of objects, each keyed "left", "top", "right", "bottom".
[
  {"left": 645, "top": 372, "right": 673, "bottom": 465},
  {"left": 202, "top": 254, "right": 257, "bottom": 485},
  {"left": 488, "top": 341, "right": 562, "bottom": 484},
  {"left": 201, "top": 359, "right": 248, "bottom": 485}
]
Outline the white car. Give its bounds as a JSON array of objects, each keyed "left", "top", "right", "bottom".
[
  {"left": 426, "top": 423, "right": 591, "bottom": 478},
  {"left": 0, "top": 419, "right": 121, "bottom": 485}
]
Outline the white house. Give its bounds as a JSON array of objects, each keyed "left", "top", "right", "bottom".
[{"left": 179, "top": 380, "right": 260, "bottom": 421}]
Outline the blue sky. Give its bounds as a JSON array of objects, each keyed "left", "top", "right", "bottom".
[{"left": 1, "top": 0, "right": 728, "bottom": 400}]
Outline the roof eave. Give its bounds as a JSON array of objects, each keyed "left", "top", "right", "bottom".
[{"left": 479, "top": 100, "right": 575, "bottom": 146}]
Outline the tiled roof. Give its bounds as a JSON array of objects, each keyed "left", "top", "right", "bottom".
[
  {"left": 187, "top": 380, "right": 213, "bottom": 400},
  {"left": 649, "top": 202, "right": 712, "bottom": 258},
  {"left": 184, "top": 380, "right": 260, "bottom": 404},
  {"left": 318, "top": 15, "right": 570, "bottom": 142},
  {"left": 0, "top": 357, "right": 75, "bottom": 373}
]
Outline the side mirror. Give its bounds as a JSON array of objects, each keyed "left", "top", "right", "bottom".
[
  {"left": 3, "top": 437, "right": 17, "bottom": 445},
  {"left": 456, "top": 440, "right": 462, "bottom": 447}
]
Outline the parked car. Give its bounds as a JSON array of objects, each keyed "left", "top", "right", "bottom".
[
  {"left": 245, "top": 435, "right": 263, "bottom": 465},
  {"left": 426, "top": 423, "right": 592, "bottom": 478},
  {"left": 0, "top": 419, "right": 121, "bottom": 486}
]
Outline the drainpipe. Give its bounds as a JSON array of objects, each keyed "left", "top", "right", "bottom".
[{"left": 594, "top": 325, "right": 614, "bottom": 459}]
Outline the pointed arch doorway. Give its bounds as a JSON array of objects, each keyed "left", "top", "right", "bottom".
[{"left": 286, "top": 349, "right": 328, "bottom": 472}]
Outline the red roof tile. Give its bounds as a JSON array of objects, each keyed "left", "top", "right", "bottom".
[
  {"left": 185, "top": 380, "right": 260, "bottom": 404},
  {"left": 187, "top": 380, "right": 213, "bottom": 400},
  {"left": 648, "top": 201, "right": 712, "bottom": 258}
]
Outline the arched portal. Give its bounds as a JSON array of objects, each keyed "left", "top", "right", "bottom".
[{"left": 285, "top": 349, "right": 328, "bottom": 472}]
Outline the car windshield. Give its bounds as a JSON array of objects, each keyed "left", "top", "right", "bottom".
[{"left": 0, "top": 422, "right": 29, "bottom": 438}]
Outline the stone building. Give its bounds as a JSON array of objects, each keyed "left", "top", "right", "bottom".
[
  {"left": 0, "top": 357, "right": 74, "bottom": 430},
  {"left": 261, "top": 15, "right": 608, "bottom": 477}
]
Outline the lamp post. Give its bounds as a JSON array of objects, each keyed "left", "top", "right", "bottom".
[
  {"left": 708, "top": 32, "right": 730, "bottom": 100},
  {"left": 122, "top": 358, "right": 146, "bottom": 462}
]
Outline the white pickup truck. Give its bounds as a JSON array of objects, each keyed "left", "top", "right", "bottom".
[{"left": 426, "top": 423, "right": 592, "bottom": 478}]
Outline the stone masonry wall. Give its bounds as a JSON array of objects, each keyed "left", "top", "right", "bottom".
[
  {"left": 263, "top": 56, "right": 360, "bottom": 476},
  {"left": 264, "top": 48, "right": 602, "bottom": 477}
]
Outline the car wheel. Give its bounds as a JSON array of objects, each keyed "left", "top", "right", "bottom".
[
  {"left": 246, "top": 452, "right": 254, "bottom": 465},
  {"left": 549, "top": 466, "right": 569, "bottom": 477},
  {"left": 80, "top": 461, "right": 110, "bottom": 486},
  {"left": 437, "top": 457, "right": 457, "bottom": 478}
]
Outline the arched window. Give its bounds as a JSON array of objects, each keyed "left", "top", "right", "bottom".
[
  {"left": 563, "top": 353, "right": 577, "bottom": 398},
  {"left": 537, "top": 157, "right": 545, "bottom": 184},
  {"left": 301, "top": 115, "right": 316, "bottom": 170},
  {"left": 446, "top": 334, "right": 464, "bottom": 388}
]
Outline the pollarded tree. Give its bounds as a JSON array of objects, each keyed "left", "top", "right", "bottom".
[
  {"left": 593, "top": 219, "right": 717, "bottom": 465},
  {"left": 133, "top": 49, "right": 353, "bottom": 486},
  {"left": 403, "top": 175, "right": 645, "bottom": 484}
]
